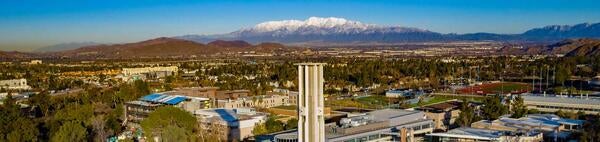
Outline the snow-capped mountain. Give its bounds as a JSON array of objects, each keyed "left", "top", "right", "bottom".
[
  {"left": 236, "top": 17, "right": 432, "bottom": 37},
  {"left": 177, "top": 17, "right": 600, "bottom": 45},
  {"left": 179, "top": 17, "right": 443, "bottom": 43},
  {"left": 235, "top": 17, "right": 426, "bottom": 35},
  {"left": 249, "top": 17, "right": 373, "bottom": 33}
]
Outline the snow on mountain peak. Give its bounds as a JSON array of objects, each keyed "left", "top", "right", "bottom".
[{"left": 251, "top": 17, "right": 372, "bottom": 32}]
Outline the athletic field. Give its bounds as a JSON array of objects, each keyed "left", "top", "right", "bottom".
[{"left": 458, "top": 82, "right": 531, "bottom": 95}]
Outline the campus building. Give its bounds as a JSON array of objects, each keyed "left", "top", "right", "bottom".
[
  {"left": 162, "top": 87, "right": 218, "bottom": 98},
  {"left": 216, "top": 90, "right": 251, "bottom": 99},
  {"left": 21, "top": 60, "right": 42, "bottom": 65},
  {"left": 0, "top": 78, "right": 31, "bottom": 90},
  {"left": 262, "top": 109, "right": 435, "bottom": 142},
  {"left": 216, "top": 95, "right": 289, "bottom": 108},
  {"left": 426, "top": 127, "right": 543, "bottom": 142},
  {"left": 415, "top": 101, "right": 463, "bottom": 131},
  {"left": 120, "top": 66, "right": 178, "bottom": 81},
  {"left": 124, "top": 93, "right": 211, "bottom": 123},
  {"left": 385, "top": 89, "right": 422, "bottom": 98},
  {"left": 471, "top": 114, "right": 584, "bottom": 141},
  {"left": 194, "top": 108, "right": 267, "bottom": 142},
  {"left": 288, "top": 91, "right": 298, "bottom": 105},
  {"left": 270, "top": 89, "right": 299, "bottom": 106},
  {"left": 522, "top": 95, "right": 600, "bottom": 114},
  {"left": 162, "top": 87, "right": 218, "bottom": 108},
  {"left": 161, "top": 87, "right": 261, "bottom": 108}
]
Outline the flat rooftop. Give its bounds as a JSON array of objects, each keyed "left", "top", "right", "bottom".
[
  {"left": 125, "top": 100, "right": 162, "bottom": 107},
  {"left": 194, "top": 108, "right": 264, "bottom": 122},
  {"left": 523, "top": 95, "right": 600, "bottom": 105},
  {"left": 427, "top": 127, "right": 540, "bottom": 140},
  {"left": 367, "top": 109, "right": 421, "bottom": 121}
]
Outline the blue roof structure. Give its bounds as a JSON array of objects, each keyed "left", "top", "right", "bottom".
[
  {"left": 164, "top": 97, "right": 187, "bottom": 105},
  {"left": 141, "top": 93, "right": 163, "bottom": 101},
  {"left": 140, "top": 93, "right": 188, "bottom": 105},
  {"left": 214, "top": 109, "right": 238, "bottom": 122}
]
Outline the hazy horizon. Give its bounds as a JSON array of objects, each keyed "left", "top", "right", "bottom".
[{"left": 2, "top": 0, "right": 600, "bottom": 51}]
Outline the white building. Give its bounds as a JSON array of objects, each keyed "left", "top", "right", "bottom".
[
  {"left": 120, "top": 66, "right": 178, "bottom": 81},
  {"left": 0, "top": 79, "right": 31, "bottom": 90},
  {"left": 216, "top": 95, "right": 289, "bottom": 108},
  {"left": 194, "top": 108, "right": 267, "bottom": 141},
  {"left": 121, "top": 66, "right": 178, "bottom": 76},
  {"left": 267, "top": 109, "right": 435, "bottom": 142},
  {"left": 21, "top": 60, "right": 42, "bottom": 65},
  {"left": 427, "top": 127, "right": 543, "bottom": 142},
  {"left": 523, "top": 95, "right": 600, "bottom": 114}
]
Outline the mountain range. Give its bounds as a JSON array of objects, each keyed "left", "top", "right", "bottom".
[
  {"left": 3, "top": 38, "right": 600, "bottom": 59},
  {"left": 3, "top": 17, "right": 600, "bottom": 59},
  {"left": 177, "top": 17, "right": 600, "bottom": 45},
  {"left": 30, "top": 17, "right": 600, "bottom": 52},
  {"left": 40, "top": 37, "right": 299, "bottom": 59},
  {"left": 499, "top": 38, "right": 600, "bottom": 56}
]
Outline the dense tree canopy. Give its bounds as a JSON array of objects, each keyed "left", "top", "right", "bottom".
[
  {"left": 51, "top": 121, "right": 87, "bottom": 142},
  {"left": 0, "top": 79, "right": 151, "bottom": 141},
  {"left": 456, "top": 98, "right": 477, "bottom": 127},
  {"left": 140, "top": 106, "right": 198, "bottom": 142},
  {"left": 481, "top": 95, "right": 508, "bottom": 120},
  {"left": 510, "top": 95, "right": 528, "bottom": 118}
]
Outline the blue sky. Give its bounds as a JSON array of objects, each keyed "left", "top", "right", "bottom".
[{"left": 1, "top": 0, "right": 600, "bottom": 51}]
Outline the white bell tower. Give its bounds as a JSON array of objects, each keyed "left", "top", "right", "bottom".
[{"left": 296, "top": 63, "right": 326, "bottom": 142}]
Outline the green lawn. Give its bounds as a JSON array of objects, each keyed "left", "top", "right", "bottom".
[
  {"left": 272, "top": 105, "right": 297, "bottom": 110},
  {"left": 355, "top": 95, "right": 392, "bottom": 107},
  {"left": 409, "top": 96, "right": 453, "bottom": 108},
  {"left": 409, "top": 95, "right": 484, "bottom": 108},
  {"left": 326, "top": 95, "right": 394, "bottom": 109}
]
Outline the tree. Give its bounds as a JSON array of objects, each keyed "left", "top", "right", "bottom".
[
  {"left": 456, "top": 98, "right": 475, "bottom": 127},
  {"left": 252, "top": 123, "right": 269, "bottom": 136},
  {"left": 91, "top": 116, "right": 107, "bottom": 142},
  {"left": 510, "top": 95, "right": 528, "bottom": 118},
  {"left": 132, "top": 80, "right": 150, "bottom": 98},
  {"left": 51, "top": 121, "right": 87, "bottom": 142},
  {"left": 1, "top": 94, "right": 39, "bottom": 142},
  {"left": 162, "top": 125, "right": 191, "bottom": 142},
  {"left": 556, "top": 110, "right": 578, "bottom": 119},
  {"left": 580, "top": 114, "right": 600, "bottom": 142},
  {"left": 285, "top": 118, "right": 298, "bottom": 130},
  {"left": 105, "top": 114, "right": 122, "bottom": 136},
  {"left": 2, "top": 93, "right": 18, "bottom": 113},
  {"left": 252, "top": 115, "right": 284, "bottom": 136},
  {"left": 527, "top": 108, "right": 541, "bottom": 114},
  {"left": 140, "top": 106, "right": 197, "bottom": 142},
  {"left": 264, "top": 116, "right": 284, "bottom": 133},
  {"left": 481, "top": 95, "right": 508, "bottom": 120},
  {"left": 52, "top": 104, "right": 94, "bottom": 127},
  {"left": 6, "top": 118, "right": 38, "bottom": 142},
  {"left": 417, "top": 96, "right": 425, "bottom": 107},
  {"left": 556, "top": 65, "right": 571, "bottom": 86},
  {"left": 198, "top": 122, "right": 225, "bottom": 142},
  {"left": 29, "top": 92, "right": 51, "bottom": 117}
]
